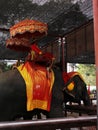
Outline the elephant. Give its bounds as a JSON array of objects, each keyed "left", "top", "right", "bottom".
[
  {"left": 63, "top": 71, "right": 91, "bottom": 106},
  {"left": 0, "top": 61, "right": 90, "bottom": 122},
  {"left": 0, "top": 61, "right": 65, "bottom": 121}
]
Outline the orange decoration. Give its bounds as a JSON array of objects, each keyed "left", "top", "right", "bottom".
[
  {"left": 6, "top": 37, "right": 31, "bottom": 51},
  {"left": 10, "top": 19, "right": 48, "bottom": 40},
  {"left": 17, "top": 62, "right": 54, "bottom": 111},
  {"left": 6, "top": 19, "right": 48, "bottom": 51},
  {"left": 30, "top": 44, "right": 42, "bottom": 54}
]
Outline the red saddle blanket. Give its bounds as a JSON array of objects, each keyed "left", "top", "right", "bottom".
[{"left": 17, "top": 62, "right": 54, "bottom": 111}]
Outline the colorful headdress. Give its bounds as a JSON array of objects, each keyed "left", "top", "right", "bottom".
[
  {"left": 42, "top": 52, "right": 55, "bottom": 61},
  {"left": 30, "top": 44, "right": 42, "bottom": 55}
]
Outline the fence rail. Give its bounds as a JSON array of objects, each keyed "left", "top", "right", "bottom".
[
  {"left": 0, "top": 116, "right": 97, "bottom": 130},
  {"left": 65, "top": 104, "right": 97, "bottom": 115}
]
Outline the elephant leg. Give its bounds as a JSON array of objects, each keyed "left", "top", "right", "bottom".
[
  {"left": 48, "top": 89, "right": 65, "bottom": 118},
  {"left": 48, "top": 92, "right": 70, "bottom": 130},
  {"left": 49, "top": 106, "right": 64, "bottom": 118},
  {"left": 23, "top": 113, "right": 33, "bottom": 120},
  {"left": 49, "top": 107, "right": 70, "bottom": 130}
]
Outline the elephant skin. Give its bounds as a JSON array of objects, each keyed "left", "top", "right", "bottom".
[{"left": 0, "top": 67, "right": 65, "bottom": 121}]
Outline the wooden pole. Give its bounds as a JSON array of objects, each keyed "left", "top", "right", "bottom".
[
  {"left": 61, "top": 37, "right": 65, "bottom": 72},
  {"left": 92, "top": 0, "right": 98, "bottom": 127},
  {"left": 61, "top": 37, "right": 67, "bottom": 72}
]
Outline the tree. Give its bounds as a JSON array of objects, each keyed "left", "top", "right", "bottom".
[{"left": 76, "top": 64, "right": 96, "bottom": 86}]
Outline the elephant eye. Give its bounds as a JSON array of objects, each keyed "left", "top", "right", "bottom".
[{"left": 67, "top": 81, "right": 74, "bottom": 91}]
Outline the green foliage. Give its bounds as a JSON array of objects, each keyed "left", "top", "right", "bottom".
[
  {"left": 76, "top": 64, "right": 96, "bottom": 86},
  {"left": 0, "top": 62, "right": 11, "bottom": 72},
  {"left": 4, "top": 64, "right": 12, "bottom": 71}
]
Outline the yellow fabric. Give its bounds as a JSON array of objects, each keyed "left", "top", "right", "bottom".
[
  {"left": 30, "top": 51, "right": 35, "bottom": 60},
  {"left": 17, "top": 62, "right": 54, "bottom": 111},
  {"left": 67, "top": 72, "right": 85, "bottom": 91},
  {"left": 67, "top": 82, "right": 74, "bottom": 91}
]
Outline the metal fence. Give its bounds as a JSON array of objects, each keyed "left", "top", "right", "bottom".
[{"left": 0, "top": 116, "right": 96, "bottom": 130}]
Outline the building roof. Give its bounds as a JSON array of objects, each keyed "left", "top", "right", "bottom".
[{"left": 0, "top": 0, "right": 94, "bottom": 64}]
